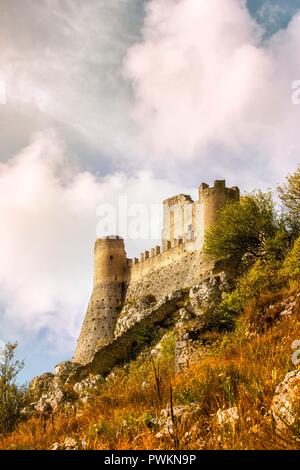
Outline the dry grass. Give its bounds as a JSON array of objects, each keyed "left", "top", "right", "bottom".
[{"left": 0, "top": 284, "right": 299, "bottom": 450}]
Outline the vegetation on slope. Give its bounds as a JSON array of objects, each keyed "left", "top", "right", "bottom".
[
  {"left": 0, "top": 167, "right": 299, "bottom": 450},
  {"left": 0, "top": 343, "right": 25, "bottom": 435}
]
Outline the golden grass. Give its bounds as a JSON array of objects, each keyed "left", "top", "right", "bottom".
[{"left": 0, "top": 285, "right": 299, "bottom": 450}]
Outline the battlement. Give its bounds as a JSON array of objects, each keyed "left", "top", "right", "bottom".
[
  {"left": 129, "top": 234, "right": 194, "bottom": 267},
  {"left": 163, "top": 193, "right": 194, "bottom": 206},
  {"left": 199, "top": 180, "right": 240, "bottom": 202},
  {"left": 97, "top": 236, "right": 123, "bottom": 242},
  {"left": 162, "top": 179, "right": 239, "bottom": 248},
  {"left": 74, "top": 179, "right": 240, "bottom": 365}
]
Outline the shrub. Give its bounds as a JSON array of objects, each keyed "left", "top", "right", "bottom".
[
  {"left": 278, "top": 166, "right": 300, "bottom": 237},
  {"left": 0, "top": 343, "right": 26, "bottom": 435},
  {"left": 204, "top": 191, "right": 279, "bottom": 263},
  {"left": 280, "top": 236, "right": 300, "bottom": 281}
]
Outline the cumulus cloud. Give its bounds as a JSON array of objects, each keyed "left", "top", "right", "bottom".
[
  {"left": 0, "top": 130, "right": 192, "bottom": 355},
  {"left": 1, "top": 0, "right": 300, "bottom": 378},
  {"left": 1, "top": 0, "right": 300, "bottom": 185},
  {"left": 0, "top": 0, "right": 143, "bottom": 165},
  {"left": 124, "top": 0, "right": 300, "bottom": 182}
]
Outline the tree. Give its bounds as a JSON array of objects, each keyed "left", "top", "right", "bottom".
[
  {"left": 204, "top": 191, "right": 282, "bottom": 263},
  {"left": 278, "top": 166, "right": 300, "bottom": 237},
  {"left": 0, "top": 342, "right": 25, "bottom": 434},
  {"left": 280, "top": 235, "right": 300, "bottom": 281}
]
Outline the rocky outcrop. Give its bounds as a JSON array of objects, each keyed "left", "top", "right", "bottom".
[
  {"left": 89, "top": 290, "right": 185, "bottom": 376},
  {"left": 155, "top": 404, "right": 202, "bottom": 444},
  {"left": 22, "top": 362, "right": 91, "bottom": 416},
  {"left": 175, "top": 330, "right": 198, "bottom": 373},
  {"left": 270, "top": 370, "right": 300, "bottom": 438},
  {"left": 114, "top": 295, "right": 157, "bottom": 337},
  {"left": 73, "top": 374, "right": 105, "bottom": 404},
  {"left": 50, "top": 437, "right": 87, "bottom": 451},
  {"left": 189, "top": 273, "right": 233, "bottom": 317},
  {"left": 23, "top": 273, "right": 234, "bottom": 417},
  {"left": 216, "top": 407, "right": 240, "bottom": 437}
]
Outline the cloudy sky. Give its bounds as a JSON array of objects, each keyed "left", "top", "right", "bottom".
[{"left": 0, "top": 0, "right": 300, "bottom": 382}]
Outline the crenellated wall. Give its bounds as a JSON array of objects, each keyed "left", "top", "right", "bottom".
[
  {"left": 73, "top": 180, "right": 240, "bottom": 366},
  {"left": 126, "top": 242, "right": 213, "bottom": 303}
]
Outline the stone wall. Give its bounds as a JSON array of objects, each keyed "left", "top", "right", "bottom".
[
  {"left": 162, "top": 194, "right": 194, "bottom": 243},
  {"left": 73, "top": 180, "right": 240, "bottom": 367},
  {"left": 73, "top": 237, "right": 127, "bottom": 365},
  {"left": 88, "top": 294, "right": 181, "bottom": 376},
  {"left": 126, "top": 246, "right": 214, "bottom": 303}
]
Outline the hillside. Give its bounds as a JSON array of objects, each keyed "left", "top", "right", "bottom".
[
  {"left": 0, "top": 245, "right": 299, "bottom": 450},
  {"left": 0, "top": 170, "right": 299, "bottom": 451}
]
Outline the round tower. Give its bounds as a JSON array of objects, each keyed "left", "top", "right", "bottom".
[
  {"left": 73, "top": 236, "right": 128, "bottom": 365},
  {"left": 196, "top": 180, "right": 240, "bottom": 248},
  {"left": 199, "top": 180, "right": 240, "bottom": 230}
]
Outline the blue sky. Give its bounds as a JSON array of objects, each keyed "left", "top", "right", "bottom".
[
  {"left": 0, "top": 0, "right": 299, "bottom": 383},
  {"left": 249, "top": 0, "right": 300, "bottom": 26}
]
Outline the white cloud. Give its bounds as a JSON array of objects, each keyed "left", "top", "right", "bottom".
[
  {"left": 124, "top": 0, "right": 300, "bottom": 181},
  {"left": 1, "top": 0, "right": 300, "bottom": 376},
  {"left": 0, "top": 130, "right": 192, "bottom": 353},
  {"left": 1, "top": 0, "right": 299, "bottom": 186},
  {"left": 0, "top": 0, "right": 142, "bottom": 161}
]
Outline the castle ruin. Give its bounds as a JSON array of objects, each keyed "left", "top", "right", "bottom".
[{"left": 73, "top": 180, "right": 240, "bottom": 365}]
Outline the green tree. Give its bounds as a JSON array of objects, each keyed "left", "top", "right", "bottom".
[
  {"left": 280, "top": 236, "right": 300, "bottom": 281},
  {"left": 0, "top": 342, "right": 25, "bottom": 434},
  {"left": 204, "top": 191, "right": 282, "bottom": 263},
  {"left": 278, "top": 166, "right": 300, "bottom": 236}
]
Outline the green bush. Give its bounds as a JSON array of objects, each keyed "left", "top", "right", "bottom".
[
  {"left": 0, "top": 343, "right": 26, "bottom": 435},
  {"left": 278, "top": 166, "right": 300, "bottom": 237},
  {"left": 280, "top": 236, "right": 300, "bottom": 280},
  {"left": 204, "top": 191, "right": 279, "bottom": 263}
]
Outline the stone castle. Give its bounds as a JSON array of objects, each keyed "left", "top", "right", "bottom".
[{"left": 73, "top": 180, "right": 240, "bottom": 366}]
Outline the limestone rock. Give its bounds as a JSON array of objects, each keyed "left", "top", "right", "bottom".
[
  {"left": 33, "top": 377, "right": 69, "bottom": 414},
  {"left": 175, "top": 332, "right": 198, "bottom": 373},
  {"left": 216, "top": 406, "right": 239, "bottom": 434},
  {"left": 189, "top": 273, "right": 232, "bottom": 317},
  {"left": 23, "top": 367, "right": 79, "bottom": 416},
  {"left": 73, "top": 374, "right": 104, "bottom": 404},
  {"left": 55, "top": 361, "right": 75, "bottom": 380},
  {"left": 28, "top": 373, "right": 55, "bottom": 402},
  {"left": 50, "top": 437, "right": 87, "bottom": 451},
  {"left": 155, "top": 404, "right": 201, "bottom": 442},
  {"left": 176, "top": 308, "right": 193, "bottom": 325},
  {"left": 50, "top": 442, "right": 62, "bottom": 451},
  {"left": 55, "top": 361, "right": 87, "bottom": 386},
  {"left": 73, "top": 374, "right": 104, "bottom": 395},
  {"left": 270, "top": 370, "right": 300, "bottom": 437},
  {"left": 115, "top": 291, "right": 185, "bottom": 338}
]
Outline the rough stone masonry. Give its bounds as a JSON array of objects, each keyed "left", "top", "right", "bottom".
[{"left": 73, "top": 180, "right": 240, "bottom": 366}]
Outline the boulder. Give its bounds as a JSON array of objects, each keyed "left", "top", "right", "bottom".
[
  {"left": 216, "top": 406, "right": 239, "bottom": 436},
  {"left": 155, "top": 404, "right": 201, "bottom": 442},
  {"left": 189, "top": 274, "right": 232, "bottom": 317},
  {"left": 50, "top": 437, "right": 87, "bottom": 451},
  {"left": 270, "top": 370, "right": 300, "bottom": 438}
]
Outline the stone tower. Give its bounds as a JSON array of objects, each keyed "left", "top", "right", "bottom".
[
  {"left": 162, "top": 180, "right": 240, "bottom": 249},
  {"left": 73, "top": 179, "right": 240, "bottom": 367},
  {"left": 195, "top": 180, "right": 240, "bottom": 248},
  {"left": 73, "top": 236, "right": 127, "bottom": 365}
]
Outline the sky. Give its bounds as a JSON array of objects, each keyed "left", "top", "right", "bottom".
[{"left": 0, "top": 0, "right": 300, "bottom": 383}]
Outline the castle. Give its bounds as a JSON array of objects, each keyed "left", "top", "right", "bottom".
[{"left": 73, "top": 180, "right": 240, "bottom": 365}]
